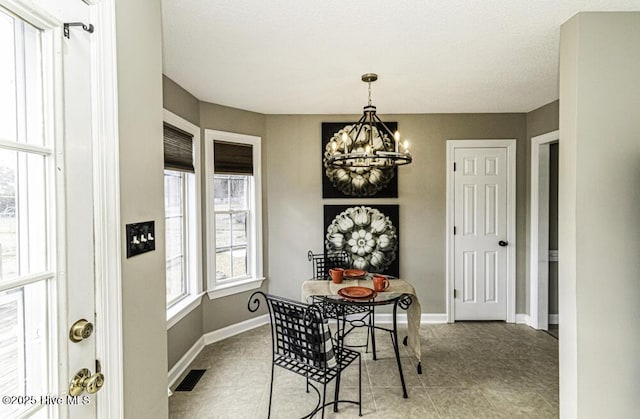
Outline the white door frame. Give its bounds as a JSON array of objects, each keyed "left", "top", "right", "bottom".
[
  {"left": 90, "top": 0, "right": 124, "bottom": 417},
  {"left": 446, "top": 139, "right": 517, "bottom": 323},
  {"left": 529, "top": 130, "right": 559, "bottom": 330},
  {"left": 1, "top": 1, "right": 122, "bottom": 417}
]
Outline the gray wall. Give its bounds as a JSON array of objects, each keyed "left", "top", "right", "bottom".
[
  {"left": 163, "top": 75, "right": 200, "bottom": 126},
  {"left": 265, "top": 114, "right": 527, "bottom": 313},
  {"left": 559, "top": 12, "right": 640, "bottom": 418},
  {"left": 525, "top": 101, "right": 560, "bottom": 315},
  {"left": 115, "top": 0, "right": 168, "bottom": 417}
]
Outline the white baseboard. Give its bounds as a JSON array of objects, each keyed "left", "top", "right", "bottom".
[
  {"left": 168, "top": 313, "right": 269, "bottom": 391},
  {"left": 168, "top": 336, "right": 205, "bottom": 390},
  {"left": 514, "top": 313, "right": 558, "bottom": 327},
  {"left": 515, "top": 313, "right": 530, "bottom": 325},
  {"left": 374, "top": 313, "right": 448, "bottom": 324},
  {"left": 202, "top": 314, "right": 269, "bottom": 345}
]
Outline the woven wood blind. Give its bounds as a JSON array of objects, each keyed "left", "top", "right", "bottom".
[
  {"left": 214, "top": 141, "right": 253, "bottom": 175},
  {"left": 163, "top": 123, "right": 194, "bottom": 172}
]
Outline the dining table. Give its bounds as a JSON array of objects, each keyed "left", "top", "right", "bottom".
[{"left": 301, "top": 277, "right": 423, "bottom": 398}]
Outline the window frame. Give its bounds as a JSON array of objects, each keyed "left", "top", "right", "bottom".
[
  {"left": 164, "top": 169, "right": 189, "bottom": 307},
  {"left": 163, "top": 109, "right": 203, "bottom": 328},
  {"left": 204, "top": 129, "right": 264, "bottom": 299},
  {"left": 212, "top": 174, "right": 250, "bottom": 281}
]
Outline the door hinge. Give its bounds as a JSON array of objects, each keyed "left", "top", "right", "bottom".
[
  {"left": 454, "top": 226, "right": 457, "bottom": 235},
  {"left": 454, "top": 289, "right": 457, "bottom": 298},
  {"left": 453, "top": 162, "right": 457, "bottom": 171}
]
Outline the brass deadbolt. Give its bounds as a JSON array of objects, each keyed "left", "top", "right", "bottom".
[{"left": 69, "top": 319, "right": 94, "bottom": 342}]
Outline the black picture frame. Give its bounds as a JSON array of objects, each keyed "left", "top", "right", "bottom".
[
  {"left": 321, "top": 122, "right": 399, "bottom": 198},
  {"left": 323, "top": 204, "right": 400, "bottom": 277}
]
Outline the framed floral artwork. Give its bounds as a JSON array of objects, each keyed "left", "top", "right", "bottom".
[
  {"left": 324, "top": 204, "right": 399, "bottom": 277},
  {"left": 322, "top": 122, "right": 399, "bottom": 198}
]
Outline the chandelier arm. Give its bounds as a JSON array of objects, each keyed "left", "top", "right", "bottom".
[
  {"left": 345, "top": 113, "right": 367, "bottom": 136},
  {"left": 371, "top": 113, "right": 397, "bottom": 139}
]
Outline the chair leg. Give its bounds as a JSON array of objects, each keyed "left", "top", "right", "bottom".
[
  {"left": 268, "top": 362, "right": 275, "bottom": 419},
  {"left": 370, "top": 306, "right": 377, "bottom": 360},
  {"left": 321, "top": 382, "right": 327, "bottom": 419},
  {"left": 358, "top": 354, "right": 362, "bottom": 417},
  {"left": 365, "top": 312, "right": 371, "bottom": 353}
]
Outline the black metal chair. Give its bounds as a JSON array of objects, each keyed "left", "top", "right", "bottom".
[
  {"left": 307, "top": 250, "right": 376, "bottom": 354},
  {"left": 248, "top": 291, "right": 362, "bottom": 418}
]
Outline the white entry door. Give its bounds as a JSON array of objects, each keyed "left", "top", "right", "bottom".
[
  {"left": 453, "top": 147, "right": 509, "bottom": 320},
  {"left": 0, "top": 1, "right": 99, "bottom": 418}
]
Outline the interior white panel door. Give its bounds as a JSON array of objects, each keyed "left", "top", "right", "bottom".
[{"left": 454, "top": 147, "right": 508, "bottom": 320}]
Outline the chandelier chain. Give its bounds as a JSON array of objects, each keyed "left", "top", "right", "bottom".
[{"left": 368, "top": 81, "right": 372, "bottom": 106}]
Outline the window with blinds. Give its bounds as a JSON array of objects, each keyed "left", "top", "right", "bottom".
[
  {"left": 205, "top": 130, "right": 263, "bottom": 297},
  {"left": 212, "top": 141, "right": 253, "bottom": 280},
  {"left": 163, "top": 121, "right": 197, "bottom": 308}
]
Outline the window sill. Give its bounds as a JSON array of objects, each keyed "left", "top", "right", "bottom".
[
  {"left": 207, "top": 277, "right": 266, "bottom": 300},
  {"left": 167, "top": 292, "right": 204, "bottom": 329}
]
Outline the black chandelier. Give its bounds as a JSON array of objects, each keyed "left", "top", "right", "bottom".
[{"left": 325, "top": 73, "right": 412, "bottom": 168}]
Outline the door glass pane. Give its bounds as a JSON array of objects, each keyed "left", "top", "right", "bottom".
[
  {"left": 229, "top": 176, "right": 247, "bottom": 210},
  {"left": 213, "top": 176, "right": 229, "bottom": 211},
  {"left": 215, "top": 249, "right": 231, "bottom": 280},
  {"left": 0, "top": 281, "right": 48, "bottom": 418},
  {"left": 0, "top": 8, "right": 43, "bottom": 146},
  {"left": 0, "top": 149, "right": 47, "bottom": 282},
  {"left": 0, "top": 9, "right": 17, "bottom": 143}
]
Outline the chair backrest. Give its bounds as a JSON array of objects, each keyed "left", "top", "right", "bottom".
[
  {"left": 307, "top": 249, "right": 350, "bottom": 280},
  {"left": 255, "top": 293, "right": 336, "bottom": 369}
]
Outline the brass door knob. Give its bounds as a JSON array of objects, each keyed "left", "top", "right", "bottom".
[
  {"left": 85, "top": 372, "right": 105, "bottom": 394},
  {"left": 69, "top": 362, "right": 105, "bottom": 396},
  {"left": 69, "top": 319, "right": 94, "bottom": 342},
  {"left": 69, "top": 368, "right": 91, "bottom": 396}
]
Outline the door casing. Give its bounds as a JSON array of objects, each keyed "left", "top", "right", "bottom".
[
  {"left": 446, "top": 139, "right": 517, "bottom": 323},
  {"left": 529, "top": 130, "right": 560, "bottom": 330}
]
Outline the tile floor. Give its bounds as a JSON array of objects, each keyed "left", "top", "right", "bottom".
[{"left": 169, "top": 322, "right": 558, "bottom": 418}]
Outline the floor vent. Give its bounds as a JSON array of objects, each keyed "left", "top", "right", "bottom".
[{"left": 175, "top": 369, "right": 206, "bottom": 391}]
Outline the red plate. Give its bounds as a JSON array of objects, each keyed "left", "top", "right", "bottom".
[
  {"left": 338, "top": 286, "right": 375, "bottom": 300},
  {"left": 343, "top": 269, "right": 367, "bottom": 278}
]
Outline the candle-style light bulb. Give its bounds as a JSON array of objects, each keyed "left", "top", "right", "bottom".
[
  {"left": 365, "top": 144, "right": 371, "bottom": 155},
  {"left": 342, "top": 132, "right": 348, "bottom": 153},
  {"left": 403, "top": 140, "right": 410, "bottom": 151},
  {"left": 331, "top": 140, "right": 337, "bottom": 152},
  {"left": 394, "top": 131, "right": 400, "bottom": 153}
]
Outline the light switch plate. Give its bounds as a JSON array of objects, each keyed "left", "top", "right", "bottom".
[{"left": 126, "top": 221, "right": 156, "bottom": 258}]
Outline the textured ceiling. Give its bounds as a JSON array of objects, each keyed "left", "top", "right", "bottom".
[{"left": 161, "top": 1, "right": 640, "bottom": 114}]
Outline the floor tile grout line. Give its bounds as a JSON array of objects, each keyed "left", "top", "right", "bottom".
[{"left": 424, "top": 386, "right": 444, "bottom": 419}]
